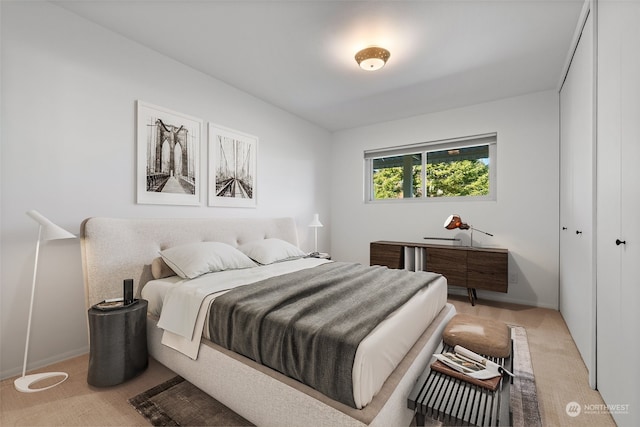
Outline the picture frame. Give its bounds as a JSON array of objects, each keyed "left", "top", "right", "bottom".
[
  {"left": 208, "top": 123, "right": 258, "bottom": 208},
  {"left": 136, "top": 101, "right": 202, "bottom": 206}
]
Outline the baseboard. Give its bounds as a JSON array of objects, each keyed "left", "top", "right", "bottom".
[
  {"left": 0, "top": 346, "right": 89, "bottom": 381},
  {"left": 448, "top": 288, "right": 558, "bottom": 310}
]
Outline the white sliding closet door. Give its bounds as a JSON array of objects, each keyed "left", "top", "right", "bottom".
[
  {"left": 559, "top": 12, "right": 595, "bottom": 388},
  {"left": 596, "top": 1, "right": 640, "bottom": 425}
]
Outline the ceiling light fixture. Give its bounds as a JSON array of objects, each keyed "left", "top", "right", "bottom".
[{"left": 355, "top": 46, "right": 390, "bottom": 71}]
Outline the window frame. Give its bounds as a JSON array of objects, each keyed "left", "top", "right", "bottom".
[{"left": 364, "top": 133, "right": 497, "bottom": 203}]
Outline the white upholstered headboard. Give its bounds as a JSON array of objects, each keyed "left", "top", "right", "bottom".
[{"left": 80, "top": 217, "right": 299, "bottom": 308}]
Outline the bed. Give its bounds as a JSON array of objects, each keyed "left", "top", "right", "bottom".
[{"left": 80, "top": 216, "right": 456, "bottom": 426}]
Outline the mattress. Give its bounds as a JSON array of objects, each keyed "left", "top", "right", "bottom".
[{"left": 142, "top": 259, "right": 447, "bottom": 408}]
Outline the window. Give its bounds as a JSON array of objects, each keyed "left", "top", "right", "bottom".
[{"left": 364, "top": 133, "right": 496, "bottom": 202}]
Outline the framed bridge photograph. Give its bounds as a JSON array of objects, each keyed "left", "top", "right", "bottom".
[
  {"left": 136, "top": 101, "right": 202, "bottom": 206},
  {"left": 208, "top": 123, "right": 258, "bottom": 208}
]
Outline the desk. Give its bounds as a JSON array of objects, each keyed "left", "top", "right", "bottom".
[{"left": 370, "top": 241, "right": 508, "bottom": 305}]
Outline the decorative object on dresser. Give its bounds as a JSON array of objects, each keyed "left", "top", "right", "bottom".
[
  {"left": 444, "top": 214, "right": 493, "bottom": 247},
  {"left": 15, "top": 210, "right": 76, "bottom": 393},
  {"left": 87, "top": 299, "right": 148, "bottom": 387},
  {"left": 370, "top": 241, "right": 508, "bottom": 306}
]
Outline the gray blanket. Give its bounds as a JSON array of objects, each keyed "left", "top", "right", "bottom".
[{"left": 208, "top": 262, "right": 441, "bottom": 408}]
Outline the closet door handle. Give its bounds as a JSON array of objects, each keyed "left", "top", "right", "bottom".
[
  {"left": 616, "top": 239, "right": 626, "bottom": 246},
  {"left": 562, "top": 227, "right": 568, "bottom": 230},
  {"left": 576, "top": 230, "right": 583, "bottom": 235}
]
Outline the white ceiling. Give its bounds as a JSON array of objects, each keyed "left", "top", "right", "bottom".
[{"left": 53, "top": 0, "right": 583, "bottom": 131}]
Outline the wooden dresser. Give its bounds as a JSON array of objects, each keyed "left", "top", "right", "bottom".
[{"left": 370, "top": 241, "right": 508, "bottom": 305}]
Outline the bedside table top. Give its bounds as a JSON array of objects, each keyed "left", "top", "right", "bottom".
[{"left": 89, "top": 298, "right": 148, "bottom": 315}]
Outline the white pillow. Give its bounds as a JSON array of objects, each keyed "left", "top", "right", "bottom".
[
  {"left": 239, "top": 238, "right": 306, "bottom": 265},
  {"left": 159, "top": 242, "right": 257, "bottom": 279}
]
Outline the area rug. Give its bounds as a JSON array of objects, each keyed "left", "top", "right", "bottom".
[
  {"left": 510, "top": 326, "right": 542, "bottom": 427},
  {"left": 128, "top": 376, "right": 254, "bottom": 426}
]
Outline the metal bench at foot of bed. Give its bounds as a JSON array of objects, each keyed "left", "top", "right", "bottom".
[{"left": 407, "top": 340, "right": 513, "bottom": 427}]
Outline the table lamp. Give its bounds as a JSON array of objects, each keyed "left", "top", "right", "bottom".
[
  {"left": 14, "top": 210, "right": 76, "bottom": 393},
  {"left": 308, "top": 213, "right": 323, "bottom": 255},
  {"left": 444, "top": 214, "right": 493, "bottom": 247}
]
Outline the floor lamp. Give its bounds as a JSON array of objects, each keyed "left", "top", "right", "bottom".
[
  {"left": 308, "top": 213, "right": 323, "bottom": 255},
  {"left": 14, "top": 210, "right": 76, "bottom": 393}
]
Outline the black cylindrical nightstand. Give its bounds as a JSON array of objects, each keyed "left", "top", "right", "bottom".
[{"left": 87, "top": 299, "right": 148, "bottom": 387}]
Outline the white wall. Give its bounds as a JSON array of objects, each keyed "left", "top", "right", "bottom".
[
  {"left": 0, "top": 1, "right": 331, "bottom": 379},
  {"left": 1, "top": 0, "right": 562, "bottom": 381},
  {"left": 330, "top": 91, "right": 560, "bottom": 309}
]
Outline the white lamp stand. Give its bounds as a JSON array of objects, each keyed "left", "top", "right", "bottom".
[
  {"left": 14, "top": 372, "right": 69, "bottom": 393},
  {"left": 15, "top": 210, "right": 75, "bottom": 393},
  {"left": 308, "top": 213, "right": 323, "bottom": 255}
]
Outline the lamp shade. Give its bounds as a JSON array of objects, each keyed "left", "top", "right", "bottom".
[
  {"left": 444, "top": 214, "right": 470, "bottom": 230},
  {"left": 309, "top": 213, "right": 323, "bottom": 228},
  {"left": 26, "top": 210, "right": 76, "bottom": 241}
]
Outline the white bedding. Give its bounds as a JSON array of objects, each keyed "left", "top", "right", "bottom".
[
  {"left": 143, "top": 258, "right": 331, "bottom": 360},
  {"left": 142, "top": 259, "right": 447, "bottom": 409}
]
